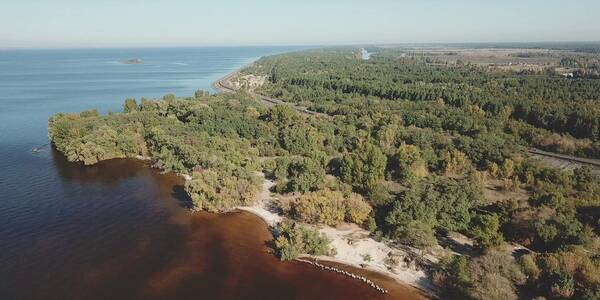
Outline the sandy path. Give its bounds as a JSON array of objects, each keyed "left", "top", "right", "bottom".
[{"left": 235, "top": 173, "right": 282, "bottom": 227}]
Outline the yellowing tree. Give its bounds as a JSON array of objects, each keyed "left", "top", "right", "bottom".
[
  {"left": 394, "top": 143, "right": 428, "bottom": 183},
  {"left": 293, "top": 189, "right": 346, "bottom": 226},
  {"left": 345, "top": 193, "right": 372, "bottom": 224},
  {"left": 441, "top": 149, "right": 472, "bottom": 176}
]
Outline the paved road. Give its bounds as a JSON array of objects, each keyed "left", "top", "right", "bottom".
[
  {"left": 213, "top": 70, "right": 323, "bottom": 117},
  {"left": 528, "top": 148, "right": 600, "bottom": 167},
  {"left": 528, "top": 148, "right": 600, "bottom": 175}
]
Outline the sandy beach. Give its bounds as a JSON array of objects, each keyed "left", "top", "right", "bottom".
[{"left": 231, "top": 172, "right": 435, "bottom": 298}]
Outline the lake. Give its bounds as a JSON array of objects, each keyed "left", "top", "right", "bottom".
[{"left": 0, "top": 47, "right": 423, "bottom": 299}]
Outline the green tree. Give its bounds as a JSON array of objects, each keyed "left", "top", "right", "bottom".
[
  {"left": 393, "top": 143, "right": 428, "bottom": 183},
  {"left": 274, "top": 220, "right": 330, "bottom": 261},
  {"left": 340, "top": 143, "right": 387, "bottom": 192},
  {"left": 286, "top": 157, "right": 325, "bottom": 193},
  {"left": 469, "top": 214, "right": 504, "bottom": 251},
  {"left": 385, "top": 177, "right": 483, "bottom": 237},
  {"left": 123, "top": 98, "right": 138, "bottom": 113},
  {"left": 195, "top": 90, "right": 209, "bottom": 98},
  {"left": 549, "top": 271, "right": 575, "bottom": 298}
]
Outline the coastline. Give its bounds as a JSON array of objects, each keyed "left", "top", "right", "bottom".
[
  {"left": 51, "top": 60, "right": 435, "bottom": 298},
  {"left": 212, "top": 62, "right": 324, "bottom": 117},
  {"left": 225, "top": 171, "right": 434, "bottom": 298},
  {"left": 211, "top": 61, "right": 254, "bottom": 93},
  {"left": 212, "top": 65, "right": 436, "bottom": 298}
]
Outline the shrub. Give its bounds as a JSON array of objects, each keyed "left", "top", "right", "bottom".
[
  {"left": 469, "top": 214, "right": 504, "bottom": 251},
  {"left": 274, "top": 220, "right": 331, "bottom": 261},
  {"left": 344, "top": 193, "right": 372, "bottom": 224},
  {"left": 123, "top": 98, "right": 138, "bottom": 113},
  {"left": 520, "top": 254, "right": 541, "bottom": 281},
  {"left": 549, "top": 271, "right": 575, "bottom": 298},
  {"left": 385, "top": 176, "right": 484, "bottom": 240},
  {"left": 185, "top": 167, "right": 260, "bottom": 212},
  {"left": 288, "top": 189, "right": 373, "bottom": 226},
  {"left": 292, "top": 189, "right": 346, "bottom": 225}
]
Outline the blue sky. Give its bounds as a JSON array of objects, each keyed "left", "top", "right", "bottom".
[{"left": 1, "top": 0, "right": 599, "bottom": 48}]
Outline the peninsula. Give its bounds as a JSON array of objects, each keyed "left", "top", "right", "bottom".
[{"left": 49, "top": 47, "right": 600, "bottom": 300}]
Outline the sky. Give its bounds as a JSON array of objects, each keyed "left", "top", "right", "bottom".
[{"left": 1, "top": 0, "right": 599, "bottom": 48}]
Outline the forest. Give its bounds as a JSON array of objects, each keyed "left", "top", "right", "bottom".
[{"left": 49, "top": 48, "right": 600, "bottom": 299}]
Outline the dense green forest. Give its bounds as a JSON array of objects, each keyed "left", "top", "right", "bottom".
[
  {"left": 49, "top": 48, "right": 600, "bottom": 299},
  {"left": 248, "top": 49, "right": 600, "bottom": 158}
]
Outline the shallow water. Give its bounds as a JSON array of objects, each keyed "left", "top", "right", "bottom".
[{"left": 0, "top": 47, "right": 424, "bottom": 299}]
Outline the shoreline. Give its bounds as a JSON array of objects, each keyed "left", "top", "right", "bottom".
[
  {"left": 211, "top": 63, "right": 436, "bottom": 298},
  {"left": 239, "top": 204, "right": 435, "bottom": 297},
  {"left": 66, "top": 60, "right": 436, "bottom": 298},
  {"left": 211, "top": 62, "right": 254, "bottom": 93},
  {"left": 229, "top": 172, "right": 436, "bottom": 298},
  {"left": 212, "top": 62, "right": 324, "bottom": 117},
  {"left": 64, "top": 153, "right": 435, "bottom": 298}
]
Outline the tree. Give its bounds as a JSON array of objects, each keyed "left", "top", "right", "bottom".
[
  {"left": 392, "top": 220, "right": 437, "bottom": 248},
  {"left": 549, "top": 271, "right": 575, "bottom": 298},
  {"left": 392, "top": 143, "right": 428, "bottom": 183},
  {"left": 344, "top": 193, "right": 372, "bottom": 224},
  {"left": 292, "top": 189, "right": 346, "bottom": 225},
  {"left": 501, "top": 159, "right": 515, "bottom": 179},
  {"left": 286, "top": 158, "right": 325, "bottom": 193},
  {"left": 573, "top": 166, "right": 597, "bottom": 193},
  {"left": 273, "top": 157, "right": 325, "bottom": 193},
  {"left": 441, "top": 149, "right": 471, "bottom": 176},
  {"left": 340, "top": 142, "right": 387, "bottom": 192},
  {"left": 469, "top": 214, "right": 504, "bottom": 251},
  {"left": 274, "top": 220, "right": 330, "bottom": 261},
  {"left": 185, "top": 168, "right": 260, "bottom": 212},
  {"left": 468, "top": 251, "right": 525, "bottom": 300},
  {"left": 195, "top": 90, "right": 209, "bottom": 98},
  {"left": 385, "top": 177, "right": 483, "bottom": 238},
  {"left": 123, "top": 98, "right": 138, "bottom": 113},
  {"left": 163, "top": 93, "right": 176, "bottom": 102},
  {"left": 267, "top": 105, "right": 298, "bottom": 127}
]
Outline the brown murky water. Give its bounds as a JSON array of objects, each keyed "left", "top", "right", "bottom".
[{"left": 1, "top": 151, "right": 426, "bottom": 300}]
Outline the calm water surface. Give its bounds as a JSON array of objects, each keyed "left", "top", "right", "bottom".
[{"left": 0, "top": 47, "right": 423, "bottom": 299}]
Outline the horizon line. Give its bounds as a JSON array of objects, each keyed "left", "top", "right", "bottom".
[{"left": 1, "top": 40, "right": 600, "bottom": 51}]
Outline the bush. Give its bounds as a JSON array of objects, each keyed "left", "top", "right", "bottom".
[
  {"left": 441, "top": 149, "right": 472, "bottom": 176},
  {"left": 469, "top": 214, "right": 504, "bottom": 251},
  {"left": 292, "top": 189, "right": 346, "bottom": 225},
  {"left": 123, "top": 98, "right": 138, "bottom": 113},
  {"left": 392, "top": 143, "right": 429, "bottom": 183},
  {"left": 520, "top": 254, "right": 541, "bottom": 281},
  {"left": 436, "top": 255, "right": 472, "bottom": 299},
  {"left": 274, "top": 220, "right": 331, "bottom": 261},
  {"left": 185, "top": 167, "right": 260, "bottom": 212},
  {"left": 288, "top": 189, "right": 373, "bottom": 226},
  {"left": 393, "top": 220, "right": 437, "bottom": 248},
  {"left": 549, "top": 271, "right": 575, "bottom": 298},
  {"left": 344, "top": 193, "right": 372, "bottom": 224},
  {"left": 582, "top": 287, "right": 600, "bottom": 300},
  {"left": 436, "top": 251, "right": 526, "bottom": 299},
  {"left": 274, "top": 157, "right": 325, "bottom": 193}
]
